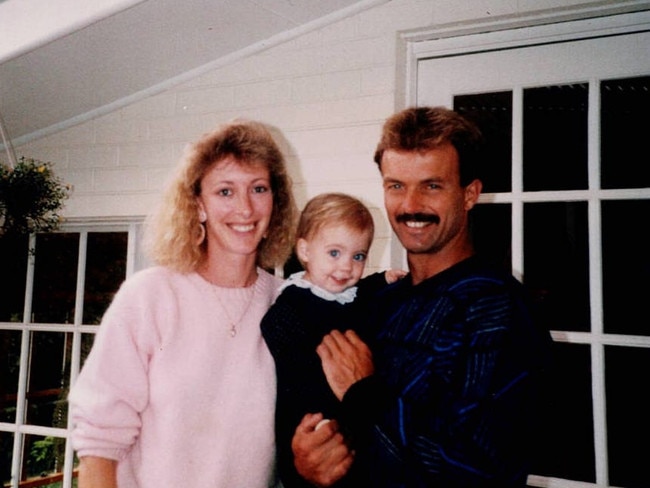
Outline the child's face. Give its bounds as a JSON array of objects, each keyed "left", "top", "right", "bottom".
[{"left": 297, "top": 223, "right": 372, "bottom": 294}]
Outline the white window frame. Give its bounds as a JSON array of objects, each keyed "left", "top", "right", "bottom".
[
  {"left": 399, "top": 5, "right": 650, "bottom": 488},
  {"left": 0, "top": 217, "right": 145, "bottom": 488}
]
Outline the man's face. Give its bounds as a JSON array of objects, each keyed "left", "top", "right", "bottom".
[{"left": 381, "top": 143, "right": 480, "bottom": 257}]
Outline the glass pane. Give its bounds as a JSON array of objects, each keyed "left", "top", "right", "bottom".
[
  {"left": 0, "top": 330, "right": 21, "bottom": 423},
  {"left": 601, "top": 200, "right": 650, "bottom": 335},
  {"left": 25, "top": 332, "right": 70, "bottom": 429},
  {"left": 523, "top": 83, "right": 588, "bottom": 191},
  {"left": 454, "top": 91, "right": 512, "bottom": 193},
  {"left": 79, "top": 333, "right": 96, "bottom": 372},
  {"left": 1, "top": 431, "right": 13, "bottom": 486},
  {"left": 524, "top": 202, "right": 590, "bottom": 332},
  {"left": 0, "top": 234, "right": 29, "bottom": 322},
  {"left": 533, "top": 343, "right": 594, "bottom": 483},
  {"left": 83, "top": 232, "right": 128, "bottom": 325},
  {"left": 33, "top": 233, "right": 79, "bottom": 324},
  {"left": 601, "top": 75, "right": 650, "bottom": 189},
  {"left": 21, "top": 434, "right": 67, "bottom": 484},
  {"left": 606, "top": 345, "right": 650, "bottom": 487},
  {"left": 470, "top": 203, "right": 512, "bottom": 273}
]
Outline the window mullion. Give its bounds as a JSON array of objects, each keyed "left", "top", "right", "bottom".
[{"left": 511, "top": 86, "right": 524, "bottom": 282}]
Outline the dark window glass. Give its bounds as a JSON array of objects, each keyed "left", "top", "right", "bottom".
[
  {"left": 533, "top": 343, "right": 594, "bottom": 483},
  {"left": 523, "top": 84, "right": 588, "bottom": 191},
  {"left": 601, "top": 76, "right": 650, "bottom": 189},
  {"left": 606, "top": 345, "right": 650, "bottom": 487},
  {"left": 0, "top": 330, "right": 21, "bottom": 423},
  {"left": 0, "top": 234, "right": 29, "bottom": 322},
  {"left": 454, "top": 91, "right": 512, "bottom": 193},
  {"left": 470, "top": 203, "right": 512, "bottom": 273},
  {"left": 83, "top": 232, "right": 128, "bottom": 325},
  {"left": 32, "top": 233, "right": 79, "bottom": 324},
  {"left": 21, "top": 433, "right": 68, "bottom": 483},
  {"left": 25, "top": 331, "right": 70, "bottom": 428},
  {"left": 524, "top": 202, "right": 590, "bottom": 332},
  {"left": 1, "top": 431, "right": 14, "bottom": 486},
  {"left": 601, "top": 200, "right": 650, "bottom": 335},
  {"left": 79, "top": 333, "right": 96, "bottom": 372}
]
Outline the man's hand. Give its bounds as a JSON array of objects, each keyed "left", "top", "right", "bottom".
[
  {"left": 317, "top": 330, "right": 374, "bottom": 401},
  {"left": 292, "top": 413, "right": 354, "bottom": 487}
]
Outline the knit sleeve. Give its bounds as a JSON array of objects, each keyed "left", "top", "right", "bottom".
[{"left": 68, "top": 269, "right": 165, "bottom": 460}]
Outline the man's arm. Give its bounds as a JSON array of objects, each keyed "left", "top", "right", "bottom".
[{"left": 316, "top": 329, "right": 374, "bottom": 400}]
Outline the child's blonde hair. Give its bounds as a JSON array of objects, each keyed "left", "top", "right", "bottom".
[{"left": 296, "top": 192, "right": 374, "bottom": 246}]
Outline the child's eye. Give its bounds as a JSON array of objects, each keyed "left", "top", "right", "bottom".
[
  {"left": 328, "top": 250, "right": 340, "bottom": 258},
  {"left": 353, "top": 253, "right": 367, "bottom": 262}
]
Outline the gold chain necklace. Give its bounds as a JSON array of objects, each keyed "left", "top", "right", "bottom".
[{"left": 211, "top": 283, "right": 257, "bottom": 337}]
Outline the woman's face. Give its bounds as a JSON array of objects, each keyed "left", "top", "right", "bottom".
[{"left": 197, "top": 156, "right": 273, "bottom": 261}]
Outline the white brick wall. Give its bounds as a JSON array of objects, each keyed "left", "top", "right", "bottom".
[{"left": 14, "top": 0, "right": 604, "bottom": 273}]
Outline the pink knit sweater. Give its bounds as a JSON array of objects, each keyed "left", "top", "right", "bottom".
[{"left": 69, "top": 266, "right": 282, "bottom": 487}]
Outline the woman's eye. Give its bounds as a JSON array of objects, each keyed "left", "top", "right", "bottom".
[
  {"left": 353, "top": 253, "right": 367, "bottom": 262},
  {"left": 253, "top": 185, "right": 269, "bottom": 194},
  {"left": 328, "top": 250, "right": 340, "bottom": 258},
  {"left": 218, "top": 188, "right": 232, "bottom": 197}
]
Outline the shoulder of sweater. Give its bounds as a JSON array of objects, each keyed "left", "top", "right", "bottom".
[{"left": 116, "top": 266, "right": 182, "bottom": 295}]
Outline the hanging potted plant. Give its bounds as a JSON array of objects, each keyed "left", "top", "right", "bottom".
[{"left": 0, "top": 156, "right": 71, "bottom": 237}]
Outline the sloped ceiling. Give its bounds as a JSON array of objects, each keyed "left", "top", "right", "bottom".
[{"left": 0, "top": 0, "right": 387, "bottom": 147}]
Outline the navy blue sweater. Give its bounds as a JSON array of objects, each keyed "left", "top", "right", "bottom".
[
  {"left": 341, "top": 256, "right": 553, "bottom": 487},
  {"left": 261, "top": 272, "right": 388, "bottom": 488}
]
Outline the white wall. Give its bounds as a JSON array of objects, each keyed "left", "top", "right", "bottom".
[{"left": 14, "top": 0, "right": 613, "bottom": 274}]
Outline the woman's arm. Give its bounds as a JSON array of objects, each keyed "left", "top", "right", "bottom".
[{"left": 78, "top": 456, "right": 117, "bottom": 488}]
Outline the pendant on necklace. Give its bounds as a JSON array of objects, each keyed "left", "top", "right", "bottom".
[{"left": 229, "top": 324, "right": 237, "bottom": 337}]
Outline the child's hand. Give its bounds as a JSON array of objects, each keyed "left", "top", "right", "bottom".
[{"left": 385, "top": 268, "right": 407, "bottom": 284}]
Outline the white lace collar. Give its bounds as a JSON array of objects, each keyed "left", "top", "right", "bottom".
[{"left": 280, "top": 271, "right": 358, "bottom": 304}]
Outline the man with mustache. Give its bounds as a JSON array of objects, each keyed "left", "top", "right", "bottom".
[{"left": 291, "top": 106, "right": 552, "bottom": 487}]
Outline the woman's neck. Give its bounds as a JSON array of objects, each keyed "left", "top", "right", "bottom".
[{"left": 200, "top": 255, "right": 258, "bottom": 288}]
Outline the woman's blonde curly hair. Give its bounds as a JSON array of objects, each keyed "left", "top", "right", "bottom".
[{"left": 144, "top": 120, "right": 297, "bottom": 273}]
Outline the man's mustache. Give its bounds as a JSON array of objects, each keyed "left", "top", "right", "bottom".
[{"left": 396, "top": 213, "right": 440, "bottom": 225}]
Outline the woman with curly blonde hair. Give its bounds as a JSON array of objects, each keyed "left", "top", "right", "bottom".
[{"left": 69, "top": 119, "right": 297, "bottom": 488}]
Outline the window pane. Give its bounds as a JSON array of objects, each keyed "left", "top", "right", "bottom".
[
  {"left": 33, "top": 233, "right": 79, "bottom": 324},
  {"left": 454, "top": 91, "right": 512, "bottom": 193},
  {"left": 601, "top": 200, "right": 650, "bottom": 335},
  {"left": 0, "top": 234, "right": 29, "bottom": 322},
  {"left": 601, "top": 76, "right": 650, "bottom": 189},
  {"left": 83, "top": 232, "right": 128, "bottom": 325},
  {"left": 471, "top": 203, "right": 512, "bottom": 272},
  {"left": 79, "top": 333, "right": 96, "bottom": 371},
  {"left": 524, "top": 202, "right": 590, "bottom": 332},
  {"left": 533, "top": 343, "right": 594, "bottom": 483},
  {"left": 1, "top": 431, "right": 13, "bottom": 486},
  {"left": 25, "top": 332, "right": 70, "bottom": 428},
  {"left": 22, "top": 434, "right": 67, "bottom": 484},
  {"left": 606, "top": 345, "right": 650, "bottom": 487},
  {"left": 523, "top": 84, "right": 588, "bottom": 191},
  {"left": 0, "top": 330, "right": 21, "bottom": 423}
]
